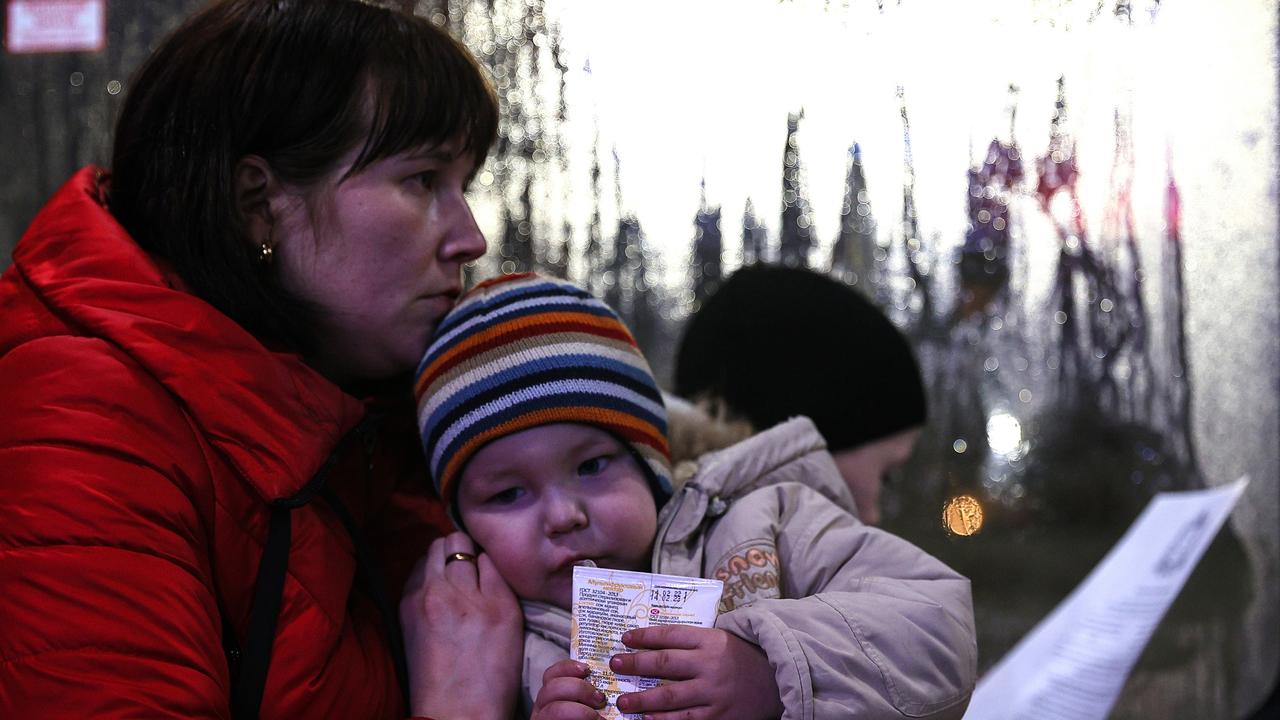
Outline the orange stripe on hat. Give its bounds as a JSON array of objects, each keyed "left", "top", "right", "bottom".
[{"left": 415, "top": 311, "right": 635, "bottom": 398}]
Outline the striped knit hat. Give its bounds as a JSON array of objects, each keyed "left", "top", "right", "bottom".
[{"left": 414, "top": 273, "right": 672, "bottom": 511}]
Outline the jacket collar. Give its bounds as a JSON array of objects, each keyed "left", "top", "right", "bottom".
[
  {"left": 656, "top": 416, "right": 852, "bottom": 547},
  {"left": 684, "top": 416, "right": 842, "bottom": 501},
  {"left": 521, "top": 600, "right": 571, "bottom": 646},
  {"left": 10, "top": 167, "right": 366, "bottom": 501}
]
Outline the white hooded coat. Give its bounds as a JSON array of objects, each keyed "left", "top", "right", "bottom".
[{"left": 520, "top": 416, "right": 977, "bottom": 719}]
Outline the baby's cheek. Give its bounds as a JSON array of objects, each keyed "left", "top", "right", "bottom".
[{"left": 490, "top": 547, "right": 539, "bottom": 593}]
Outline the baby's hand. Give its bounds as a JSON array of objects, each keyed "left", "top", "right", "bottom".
[
  {"left": 532, "top": 659, "right": 608, "bottom": 720},
  {"left": 610, "top": 625, "right": 784, "bottom": 720}
]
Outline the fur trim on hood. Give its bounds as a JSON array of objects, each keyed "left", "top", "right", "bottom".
[{"left": 663, "top": 392, "right": 755, "bottom": 486}]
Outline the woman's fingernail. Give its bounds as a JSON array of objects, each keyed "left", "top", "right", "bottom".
[
  {"left": 593, "top": 690, "right": 606, "bottom": 707},
  {"left": 621, "top": 630, "right": 633, "bottom": 644},
  {"left": 576, "top": 661, "right": 591, "bottom": 675},
  {"left": 610, "top": 655, "right": 623, "bottom": 670}
]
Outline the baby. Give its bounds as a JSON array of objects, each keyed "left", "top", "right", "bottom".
[{"left": 415, "top": 273, "right": 976, "bottom": 719}]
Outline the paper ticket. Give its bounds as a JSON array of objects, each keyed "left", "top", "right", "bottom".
[{"left": 570, "top": 565, "right": 723, "bottom": 720}]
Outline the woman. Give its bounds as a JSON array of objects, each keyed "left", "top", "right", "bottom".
[
  {"left": 675, "top": 264, "right": 928, "bottom": 525},
  {"left": 0, "top": 1, "right": 520, "bottom": 718}
]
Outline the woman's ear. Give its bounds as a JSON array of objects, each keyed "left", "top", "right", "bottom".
[{"left": 234, "top": 155, "right": 276, "bottom": 250}]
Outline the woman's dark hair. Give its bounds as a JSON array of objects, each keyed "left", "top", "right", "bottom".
[{"left": 108, "top": 0, "right": 499, "bottom": 352}]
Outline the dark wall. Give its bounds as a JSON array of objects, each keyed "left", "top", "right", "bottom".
[{"left": 1, "top": 1, "right": 204, "bottom": 265}]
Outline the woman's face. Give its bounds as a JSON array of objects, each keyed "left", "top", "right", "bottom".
[
  {"left": 830, "top": 425, "right": 922, "bottom": 525},
  {"left": 273, "top": 138, "right": 486, "bottom": 384}
]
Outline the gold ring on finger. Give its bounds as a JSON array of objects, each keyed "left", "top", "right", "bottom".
[{"left": 445, "top": 551, "right": 477, "bottom": 565}]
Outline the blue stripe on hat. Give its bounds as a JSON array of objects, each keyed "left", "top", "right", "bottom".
[
  {"left": 429, "top": 388, "right": 668, "bottom": 478},
  {"left": 420, "top": 351, "right": 662, "bottom": 440}
]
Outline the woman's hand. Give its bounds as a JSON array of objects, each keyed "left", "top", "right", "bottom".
[
  {"left": 610, "top": 625, "right": 784, "bottom": 720},
  {"left": 400, "top": 531, "right": 522, "bottom": 720},
  {"left": 531, "top": 659, "right": 608, "bottom": 720}
]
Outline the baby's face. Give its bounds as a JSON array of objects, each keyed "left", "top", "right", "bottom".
[{"left": 456, "top": 423, "right": 658, "bottom": 609}]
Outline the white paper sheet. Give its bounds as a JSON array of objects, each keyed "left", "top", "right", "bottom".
[{"left": 963, "top": 477, "right": 1250, "bottom": 720}]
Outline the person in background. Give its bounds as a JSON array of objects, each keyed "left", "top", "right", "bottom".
[
  {"left": 0, "top": 1, "right": 522, "bottom": 717},
  {"left": 415, "top": 272, "right": 976, "bottom": 719},
  {"left": 674, "top": 264, "right": 928, "bottom": 525}
]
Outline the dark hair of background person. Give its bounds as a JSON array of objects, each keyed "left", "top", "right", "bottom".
[
  {"left": 675, "top": 264, "right": 927, "bottom": 451},
  {"left": 107, "top": 0, "right": 499, "bottom": 356}
]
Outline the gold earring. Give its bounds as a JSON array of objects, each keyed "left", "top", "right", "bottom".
[{"left": 258, "top": 229, "right": 274, "bottom": 266}]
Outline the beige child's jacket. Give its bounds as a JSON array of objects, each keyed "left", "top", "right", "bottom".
[{"left": 520, "top": 416, "right": 978, "bottom": 719}]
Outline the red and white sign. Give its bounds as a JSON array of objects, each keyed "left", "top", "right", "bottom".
[{"left": 5, "top": 0, "right": 105, "bottom": 54}]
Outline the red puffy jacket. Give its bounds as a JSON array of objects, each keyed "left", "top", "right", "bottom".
[{"left": 0, "top": 168, "right": 453, "bottom": 718}]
